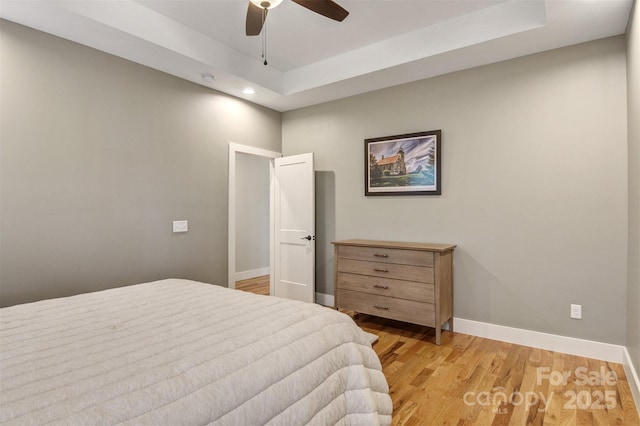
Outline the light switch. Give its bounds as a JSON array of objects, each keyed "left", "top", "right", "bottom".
[
  {"left": 172, "top": 220, "right": 188, "bottom": 233},
  {"left": 570, "top": 304, "right": 582, "bottom": 319}
]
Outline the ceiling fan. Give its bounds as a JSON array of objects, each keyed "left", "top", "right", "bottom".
[{"left": 245, "top": 0, "right": 349, "bottom": 36}]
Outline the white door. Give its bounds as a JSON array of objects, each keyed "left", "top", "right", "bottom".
[{"left": 273, "top": 153, "right": 315, "bottom": 303}]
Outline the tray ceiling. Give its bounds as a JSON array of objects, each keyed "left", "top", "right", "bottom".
[{"left": 0, "top": 0, "right": 633, "bottom": 111}]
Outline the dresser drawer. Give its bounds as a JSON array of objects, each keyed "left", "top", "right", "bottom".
[
  {"left": 337, "top": 289, "right": 435, "bottom": 327},
  {"left": 337, "top": 258, "right": 434, "bottom": 283},
  {"left": 337, "top": 245, "right": 434, "bottom": 267},
  {"left": 336, "top": 272, "right": 434, "bottom": 303}
]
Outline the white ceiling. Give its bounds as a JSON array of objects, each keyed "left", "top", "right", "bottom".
[{"left": 0, "top": 0, "right": 633, "bottom": 112}]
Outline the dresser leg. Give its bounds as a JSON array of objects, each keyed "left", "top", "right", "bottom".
[
  {"left": 449, "top": 317, "right": 454, "bottom": 333},
  {"left": 435, "top": 327, "right": 441, "bottom": 345}
]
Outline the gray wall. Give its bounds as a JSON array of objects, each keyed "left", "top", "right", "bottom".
[
  {"left": 0, "top": 18, "right": 634, "bottom": 351},
  {"left": 0, "top": 20, "right": 282, "bottom": 307},
  {"left": 235, "top": 152, "right": 270, "bottom": 275},
  {"left": 627, "top": 1, "right": 640, "bottom": 373},
  {"left": 283, "top": 36, "right": 629, "bottom": 345}
]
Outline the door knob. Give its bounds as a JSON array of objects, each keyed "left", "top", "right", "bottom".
[{"left": 300, "top": 235, "right": 315, "bottom": 241}]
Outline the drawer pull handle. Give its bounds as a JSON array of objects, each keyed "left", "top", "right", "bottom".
[
  {"left": 373, "top": 253, "right": 388, "bottom": 258},
  {"left": 373, "top": 285, "right": 389, "bottom": 290},
  {"left": 374, "top": 305, "right": 390, "bottom": 310},
  {"left": 374, "top": 268, "right": 389, "bottom": 273}
]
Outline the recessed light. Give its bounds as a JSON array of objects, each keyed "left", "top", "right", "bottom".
[
  {"left": 243, "top": 88, "right": 255, "bottom": 95},
  {"left": 201, "top": 74, "right": 215, "bottom": 84}
]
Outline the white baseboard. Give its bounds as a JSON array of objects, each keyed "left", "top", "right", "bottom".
[
  {"left": 315, "top": 293, "right": 334, "bottom": 307},
  {"left": 234, "top": 267, "right": 269, "bottom": 282},
  {"left": 623, "top": 347, "right": 640, "bottom": 416},
  {"left": 453, "top": 318, "right": 625, "bottom": 363}
]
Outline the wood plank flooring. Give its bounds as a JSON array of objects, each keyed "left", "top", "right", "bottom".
[
  {"left": 235, "top": 275, "right": 270, "bottom": 295},
  {"left": 235, "top": 276, "right": 640, "bottom": 425}
]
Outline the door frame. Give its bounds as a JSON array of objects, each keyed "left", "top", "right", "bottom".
[{"left": 228, "top": 142, "right": 281, "bottom": 292}]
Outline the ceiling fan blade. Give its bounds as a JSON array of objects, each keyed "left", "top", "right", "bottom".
[
  {"left": 246, "top": 2, "right": 267, "bottom": 36},
  {"left": 291, "top": 0, "right": 349, "bottom": 22}
]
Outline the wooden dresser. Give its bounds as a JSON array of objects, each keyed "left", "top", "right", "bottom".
[{"left": 332, "top": 239, "right": 455, "bottom": 345}]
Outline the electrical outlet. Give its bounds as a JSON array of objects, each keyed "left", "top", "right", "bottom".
[
  {"left": 172, "top": 220, "right": 188, "bottom": 233},
  {"left": 570, "top": 304, "right": 582, "bottom": 319}
]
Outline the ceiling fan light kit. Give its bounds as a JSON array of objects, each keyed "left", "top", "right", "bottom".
[{"left": 249, "top": 0, "right": 283, "bottom": 10}]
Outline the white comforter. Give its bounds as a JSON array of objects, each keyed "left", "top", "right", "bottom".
[{"left": 0, "top": 279, "right": 392, "bottom": 425}]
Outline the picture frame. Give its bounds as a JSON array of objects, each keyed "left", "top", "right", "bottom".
[{"left": 365, "top": 130, "right": 441, "bottom": 196}]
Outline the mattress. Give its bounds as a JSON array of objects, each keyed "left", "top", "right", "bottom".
[{"left": 0, "top": 279, "right": 392, "bottom": 425}]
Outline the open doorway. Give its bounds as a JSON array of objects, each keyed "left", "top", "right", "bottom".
[
  {"left": 228, "top": 143, "right": 281, "bottom": 295},
  {"left": 234, "top": 152, "right": 270, "bottom": 294},
  {"left": 229, "top": 143, "right": 316, "bottom": 303}
]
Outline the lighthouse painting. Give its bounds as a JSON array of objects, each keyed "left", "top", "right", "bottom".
[{"left": 365, "top": 130, "right": 441, "bottom": 196}]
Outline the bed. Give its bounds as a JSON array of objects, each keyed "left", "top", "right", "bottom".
[{"left": 0, "top": 279, "right": 392, "bottom": 425}]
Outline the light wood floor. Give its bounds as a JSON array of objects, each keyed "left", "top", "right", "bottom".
[
  {"left": 236, "top": 276, "right": 640, "bottom": 425},
  {"left": 235, "top": 275, "right": 270, "bottom": 295}
]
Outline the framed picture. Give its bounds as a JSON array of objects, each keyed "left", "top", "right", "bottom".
[{"left": 365, "top": 130, "right": 441, "bottom": 196}]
